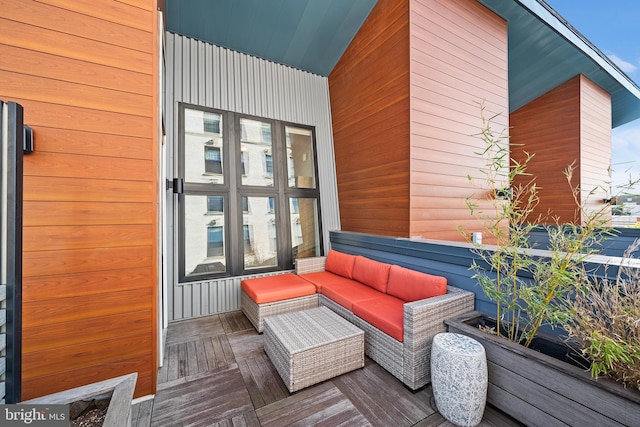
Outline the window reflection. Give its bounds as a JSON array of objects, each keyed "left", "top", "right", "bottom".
[
  {"left": 286, "top": 127, "right": 316, "bottom": 188},
  {"left": 290, "top": 197, "right": 320, "bottom": 259},
  {"left": 240, "top": 118, "right": 273, "bottom": 186},
  {"left": 184, "top": 108, "right": 224, "bottom": 184},
  {"left": 243, "top": 196, "right": 278, "bottom": 269},
  {"left": 185, "top": 195, "right": 226, "bottom": 276}
]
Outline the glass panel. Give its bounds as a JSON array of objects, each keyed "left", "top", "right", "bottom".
[
  {"left": 207, "top": 226, "right": 223, "bottom": 257},
  {"left": 286, "top": 127, "right": 316, "bottom": 188},
  {"left": 184, "top": 195, "right": 226, "bottom": 276},
  {"left": 243, "top": 196, "right": 277, "bottom": 269},
  {"left": 184, "top": 108, "right": 224, "bottom": 184},
  {"left": 240, "top": 118, "right": 273, "bottom": 187},
  {"left": 240, "top": 151, "right": 249, "bottom": 176},
  {"left": 207, "top": 195, "right": 223, "bottom": 212},
  {"left": 290, "top": 197, "right": 320, "bottom": 259}
]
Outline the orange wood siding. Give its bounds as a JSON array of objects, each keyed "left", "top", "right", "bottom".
[
  {"left": 328, "top": 0, "right": 411, "bottom": 237},
  {"left": 0, "top": 0, "right": 159, "bottom": 399},
  {"left": 511, "top": 76, "right": 581, "bottom": 223},
  {"left": 409, "top": 0, "right": 509, "bottom": 241},
  {"left": 510, "top": 75, "right": 610, "bottom": 225}
]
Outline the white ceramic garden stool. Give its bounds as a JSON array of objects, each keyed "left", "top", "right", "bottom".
[{"left": 431, "top": 332, "right": 488, "bottom": 427}]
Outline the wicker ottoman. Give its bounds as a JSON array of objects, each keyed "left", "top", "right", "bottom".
[
  {"left": 431, "top": 333, "right": 488, "bottom": 427},
  {"left": 264, "top": 306, "right": 364, "bottom": 392},
  {"left": 241, "top": 273, "right": 318, "bottom": 332}
]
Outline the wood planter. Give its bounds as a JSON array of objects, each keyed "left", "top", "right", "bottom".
[
  {"left": 445, "top": 312, "right": 640, "bottom": 427},
  {"left": 21, "top": 373, "right": 137, "bottom": 427}
]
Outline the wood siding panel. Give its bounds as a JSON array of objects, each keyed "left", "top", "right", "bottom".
[
  {"left": 409, "top": 0, "right": 508, "bottom": 242},
  {"left": 21, "top": 0, "right": 154, "bottom": 32},
  {"left": 23, "top": 332, "right": 152, "bottom": 379},
  {"left": 23, "top": 268, "right": 153, "bottom": 301},
  {"left": 23, "top": 287, "right": 153, "bottom": 328},
  {"left": 10, "top": 99, "right": 152, "bottom": 139},
  {"left": 24, "top": 152, "right": 152, "bottom": 181},
  {"left": 23, "top": 225, "right": 154, "bottom": 251},
  {"left": 329, "top": 0, "right": 411, "bottom": 237},
  {"left": 24, "top": 201, "right": 153, "bottom": 226},
  {"left": 0, "top": 44, "right": 152, "bottom": 96},
  {"left": 23, "top": 311, "right": 153, "bottom": 352},
  {"left": 0, "top": 0, "right": 159, "bottom": 399},
  {"left": 22, "top": 355, "right": 154, "bottom": 401},
  {"left": 510, "top": 75, "right": 582, "bottom": 224},
  {"left": 24, "top": 127, "right": 152, "bottom": 160},
  {"left": 23, "top": 246, "right": 153, "bottom": 278},
  {"left": 24, "top": 176, "right": 155, "bottom": 203},
  {"left": 0, "top": 19, "right": 151, "bottom": 74},
  {"left": 1, "top": 0, "right": 153, "bottom": 51},
  {"left": 0, "top": 70, "right": 153, "bottom": 117},
  {"left": 579, "top": 76, "right": 612, "bottom": 223}
]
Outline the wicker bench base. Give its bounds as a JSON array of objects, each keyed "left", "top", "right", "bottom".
[
  {"left": 264, "top": 307, "right": 364, "bottom": 392},
  {"left": 241, "top": 291, "right": 318, "bottom": 333}
]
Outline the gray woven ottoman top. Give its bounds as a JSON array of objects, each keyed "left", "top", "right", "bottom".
[{"left": 264, "top": 306, "right": 363, "bottom": 353}]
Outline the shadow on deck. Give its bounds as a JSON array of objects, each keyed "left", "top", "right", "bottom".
[{"left": 131, "top": 311, "right": 523, "bottom": 426}]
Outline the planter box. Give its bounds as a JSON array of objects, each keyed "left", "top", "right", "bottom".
[
  {"left": 22, "top": 373, "right": 137, "bottom": 427},
  {"left": 445, "top": 312, "right": 640, "bottom": 427}
]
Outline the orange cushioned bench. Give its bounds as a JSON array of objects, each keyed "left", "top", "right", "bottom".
[{"left": 241, "top": 273, "right": 318, "bottom": 332}]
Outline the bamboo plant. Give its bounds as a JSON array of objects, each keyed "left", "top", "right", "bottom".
[{"left": 463, "top": 106, "right": 620, "bottom": 347}]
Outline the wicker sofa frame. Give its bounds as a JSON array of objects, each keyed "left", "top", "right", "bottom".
[{"left": 295, "top": 255, "right": 475, "bottom": 390}]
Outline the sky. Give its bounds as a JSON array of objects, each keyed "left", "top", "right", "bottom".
[{"left": 543, "top": 0, "right": 640, "bottom": 193}]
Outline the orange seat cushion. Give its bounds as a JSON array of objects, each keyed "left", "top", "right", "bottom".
[
  {"left": 352, "top": 256, "right": 391, "bottom": 293},
  {"left": 352, "top": 295, "right": 405, "bottom": 342},
  {"left": 321, "top": 281, "right": 382, "bottom": 311},
  {"left": 386, "top": 265, "right": 447, "bottom": 302},
  {"left": 298, "top": 271, "right": 355, "bottom": 292},
  {"left": 324, "top": 250, "right": 356, "bottom": 278},
  {"left": 241, "top": 274, "right": 317, "bottom": 304}
]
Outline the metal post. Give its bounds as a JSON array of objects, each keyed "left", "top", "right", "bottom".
[{"left": 1, "top": 100, "right": 23, "bottom": 403}]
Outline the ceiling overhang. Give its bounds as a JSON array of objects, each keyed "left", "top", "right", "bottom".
[
  {"left": 165, "top": 0, "right": 377, "bottom": 77},
  {"left": 165, "top": 0, "right": 640, "bottom": 128}
]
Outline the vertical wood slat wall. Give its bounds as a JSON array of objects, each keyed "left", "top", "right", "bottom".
[
  {"left": 408, "top": 0, "right": 508, "bottom": 241},
  {"left": 165, "top": 33, "right": 340, "bottom": 321},
  {"left": 510, "top": 74, "right": 611, "bottom": 224},
  {"left": 0, "top": 0, "right": 159, "bottom": 399}
]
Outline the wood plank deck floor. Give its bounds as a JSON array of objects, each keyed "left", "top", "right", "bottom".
[{"left": 131, "top": 311, "right": 523, "bottom": 427}]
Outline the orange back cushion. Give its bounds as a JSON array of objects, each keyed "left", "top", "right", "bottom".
[
  {"left": 386, "top": 265, "right": 447, "bottom": 302},
  {"left": 324, "top": 250, "right": 356, "bottom": 278},
  {"left": 351, "top": 256, "right": 391, "bottom": 293}
]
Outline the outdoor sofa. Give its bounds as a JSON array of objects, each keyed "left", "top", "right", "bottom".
[{"left": 241, "top": 250, "right": 475, "bottom": 389}]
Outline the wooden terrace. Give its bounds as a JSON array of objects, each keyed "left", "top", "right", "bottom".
[{"left": 130, "top": 311, "right": 522, "bottom": 426}]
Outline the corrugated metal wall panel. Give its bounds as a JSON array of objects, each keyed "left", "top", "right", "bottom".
[{"left": 165, "top": 32, "right": 340, "bottom": 321}]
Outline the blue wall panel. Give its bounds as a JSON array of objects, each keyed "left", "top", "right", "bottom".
[{"left": 527, "top": 226, "right": 640, "bottom": 258}]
